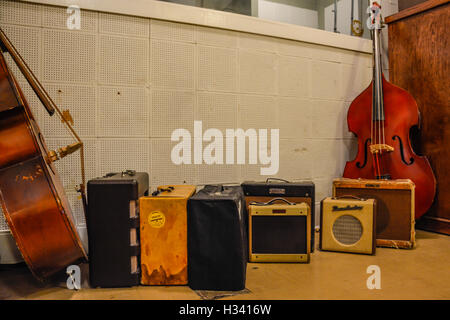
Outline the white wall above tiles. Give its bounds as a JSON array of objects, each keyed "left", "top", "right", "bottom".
[{"left": 0, "top": 0, "right": 373, "bottom": 230}]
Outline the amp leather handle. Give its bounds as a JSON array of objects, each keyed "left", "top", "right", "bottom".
[
  {"left": 250, "top": 197, "right": 296, "bottom": 206},
  {"left": 332, "top": 195, "right": 365, "bottom": 201},
  {"left": 266, "top": 178, "right": 290, "bottom": 183}
]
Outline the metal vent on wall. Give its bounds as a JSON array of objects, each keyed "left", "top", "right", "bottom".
[{"left": 332, "top": 215, "right": 363, "bottom": 245}]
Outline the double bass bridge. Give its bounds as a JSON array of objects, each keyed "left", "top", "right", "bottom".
[{"left": 369, "top": 143, "right": 394, "bottom": 154}]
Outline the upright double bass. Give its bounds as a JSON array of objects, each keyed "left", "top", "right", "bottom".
[
  {"left": 343, "top": 3, "right": 436, "bottom": 219},
  {"left": 0, "top": 29, "right": 87, "bottom": 280}
]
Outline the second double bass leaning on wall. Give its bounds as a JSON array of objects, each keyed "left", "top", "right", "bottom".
[
  {"left": 343, "top": 2, "right": 436, "bottom": 219},
  {"left": 0, "top": 28, "right": 88, "bottom": 280}
]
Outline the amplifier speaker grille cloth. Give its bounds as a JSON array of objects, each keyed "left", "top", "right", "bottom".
[{"left": 332, "top": 215, "right": 363, "bottom": 245}]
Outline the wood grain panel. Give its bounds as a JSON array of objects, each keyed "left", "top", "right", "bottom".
[{"left": 387, "top": 1, "right": 450, "bottom": 234}]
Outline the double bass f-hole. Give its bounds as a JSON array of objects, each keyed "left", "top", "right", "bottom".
[
  {"left": 356, "top": 138, "right": 371, "bottom": 169},
  {"left": 392, "top": 135, "right": 414, "bottom": 166}
]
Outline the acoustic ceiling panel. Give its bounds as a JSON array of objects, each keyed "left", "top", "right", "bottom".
[
  {"left": 42, "top": 29, "right": 96, "bottom": 83},
  {"left": 99, "top": 34, "right": 148, "bottom": 85},
  {"left": 98, "top": 86, "right": 149, "bottom": 137}
]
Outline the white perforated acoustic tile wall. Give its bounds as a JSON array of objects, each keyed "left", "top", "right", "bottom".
[
  {"left": 42, "top": 29, "right": 96, "bottom": 83},
  {"left": 239, "top": 50, "right": 277, "bottom": 95},
  {"left": 99, "top": 12, "right": 149, "bottom": 37},
  {"left": 66, "top": 191, "right": 87, "bottom": 226},
  {"left": 0, "top": 0, "right": 41, "bottom": 26},
  {"left": 151, "top": 89, "right": 195, "bottom": 137},
  {"left": 198, "top": 45, "right": 237, "bottom": 92},
  {"left": 150, "top": 138, "right": 197, "bottom": 188},
  {"left": 0, "top": 1, "right": 372, "bottom": 228},
  {"left": 0, "top": 24, "right": 41, "bottom": 73},
  {"left": 197, "top": 92, "right": 237, "bottom": 131},
  {"left": 151, "top": 39, "right": 196, "bottom": 90},
  {"left": 150, "top": 19, "right": 195, "bottom": 43},
  {"left": 98, "top": 86, "right": 149, "bottom": 137},
  {"left": 97, "top": 139, "right": 150, "bottom": 175},
  {"left": 238, "top": 94, "right": 278, "bottom": 130},
  {"left": 99, "top": 35, "right": 148, "bottom": 85},
  {"left": 46, "top": 138, "right": 98, "bottom": 191},
  {"left": 36, "top": 84, "right": 97, "bottom": 138},
  {"left": 197, "top": 25, "right": 238, "bottom": 48},
  {"left": 42, "top": 6, "right": 98, "bottom": 32}
]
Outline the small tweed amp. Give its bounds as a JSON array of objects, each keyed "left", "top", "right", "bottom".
[
  {"left": 320, "top": 196, "right": 376, "bottom": 255},
  {"left": 248, "top": 198, "right": 311, "bottom": 263}
]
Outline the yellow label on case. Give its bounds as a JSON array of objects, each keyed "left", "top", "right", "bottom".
[{"left": 149, "top": 211, "right": 165, "bottom": 228}]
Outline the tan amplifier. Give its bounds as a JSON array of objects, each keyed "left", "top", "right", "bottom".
[
  {"left": 140, "top": 185, "right": 196, "bottom": 285},
  {"left": 333, "top": 178, "right": 415, "bottom": 249},
  {"left": 320, "top": 196, "right": 376, "bottom": 255},
  {"left": 248, "top": 198, "right": 311, "bottom": 263}
]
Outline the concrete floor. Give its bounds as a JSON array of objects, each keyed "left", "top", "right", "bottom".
[{"left": 0, "top": 230, "right": 449, "bottom": 300}]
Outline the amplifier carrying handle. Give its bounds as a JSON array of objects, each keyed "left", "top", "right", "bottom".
[
  {"left": 266, "top": 178, "right": 290, "bottom": 184},
  {"left": 250, "top": 197, "right": 296, "bottom": 206},
  {"left": 151, "top": 186, "right": 174, "bottom": 196},
  {"left": 332, "top": 195, "right": 366, "bottom": 201}
]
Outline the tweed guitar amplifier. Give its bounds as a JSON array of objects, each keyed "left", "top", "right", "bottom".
[
  {"left": 140, "top": 185, "right": 196, "bottom": 285},
  {"left": 320, "top": 197, "right": 376, "bottom": 255},
  {"left": 333, "top": 178, "right": 415, "bottom": 249},
  {"left": 249, "top": 198, "right": 311, "bottom": 263},
  {"left": 87, "top": 171, "right": 149, "bottom": 287},
  {"left": 187, "top": 185, "right": 247, "bottom": 291},
  {"left": 242, "top": 179, "right": 315, "bottom": 252}
]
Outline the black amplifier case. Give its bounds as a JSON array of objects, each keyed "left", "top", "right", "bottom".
[
  {"left": 241, "top": 179, "right": 315, "bottom": 251},
  {"left": 187, "top": 185, "right": 247, "bottom": 291},
  {"left": 87, "top": 171, "right": 149, "bottom": 287}
]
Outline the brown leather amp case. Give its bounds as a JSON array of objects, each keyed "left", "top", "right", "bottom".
[{"left": 333, "top": 178, "right": 415, "bottom": 249}]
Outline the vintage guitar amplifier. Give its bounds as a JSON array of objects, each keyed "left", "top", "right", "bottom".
[
  {"left": 249, "top": 199, "right": 311, "bottom": 263},
  {"left": 187, "top": 185, "right": 247, "bottom": 291},
  {"left": 241, "top": 179, "right": 315, "bottom": 252},
  {"left": 87, "top": 171, "right": 149, "bottom": 287},
  {"left": 333, "top": 178, "right": 415, "bottom": 249},
  {"left": 140, "top": 185, "right": 196, "bottom": 285},
  {"left": 320, "top": 196, "right": 376, "bottom": 255}
]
